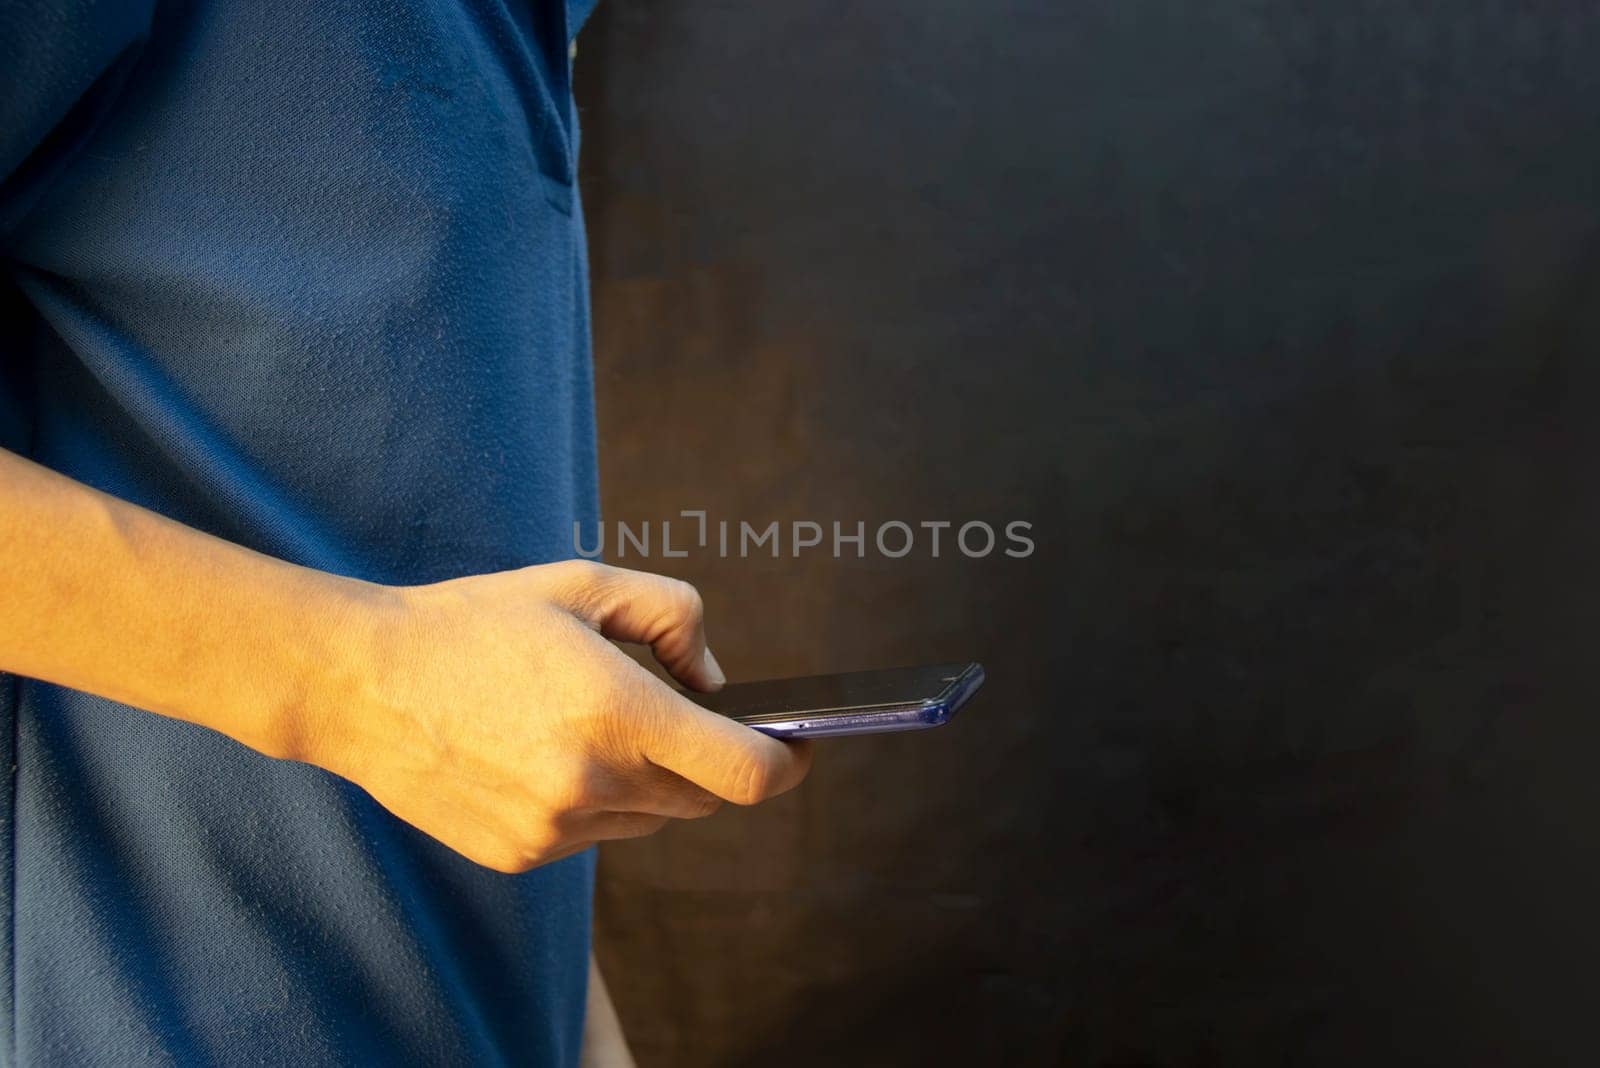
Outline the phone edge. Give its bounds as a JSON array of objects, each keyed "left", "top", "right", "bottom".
[{"left": 749, "top": 661, "right": 985, "bottom": 739}]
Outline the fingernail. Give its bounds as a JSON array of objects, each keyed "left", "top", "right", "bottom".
[{"left": 703, "top": 648, "right": 726, "bottom": 688}]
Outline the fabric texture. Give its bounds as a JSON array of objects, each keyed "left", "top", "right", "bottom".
[{"left": 0, "top": 0, "right": 601, "bottom": 1063}]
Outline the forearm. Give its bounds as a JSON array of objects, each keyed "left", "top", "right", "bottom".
[
  {"left": 0, "top": 447, "right": 385, "bottom": 760},
  {"left": 0, "top": 448, "right": 811, "bottom": 874}
]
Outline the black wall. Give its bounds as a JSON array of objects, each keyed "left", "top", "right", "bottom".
[{"left": 576, "top": 4, "right": 1600, "bottom": 1064}]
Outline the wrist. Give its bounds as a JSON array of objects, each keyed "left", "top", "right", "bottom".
[{"left": 252, "top": 571, "right": 407, "bottom": 771}]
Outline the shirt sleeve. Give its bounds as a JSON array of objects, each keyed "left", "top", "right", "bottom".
[{"left": 0, "top": 0, "right": 157, "bottom": 240}]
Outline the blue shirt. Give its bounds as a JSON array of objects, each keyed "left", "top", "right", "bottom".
[{"left": 0, "top": 1, "right": 601, "bottom": 1062}]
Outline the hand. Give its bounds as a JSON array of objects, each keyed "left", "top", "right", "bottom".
[{"left": 302, "top": 559, "right": 812, "bottom": 872}]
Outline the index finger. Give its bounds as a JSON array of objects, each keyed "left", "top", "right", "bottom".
[{"left": 546, "top": 562, "right": 724, "bottom": 692}]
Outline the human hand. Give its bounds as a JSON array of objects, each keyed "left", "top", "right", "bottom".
[{"left": 303, "top": 560, "right": 812, "bottom": 872}]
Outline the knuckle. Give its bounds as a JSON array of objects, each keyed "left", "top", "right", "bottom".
[
  {"left": 669, "top": 579, "right": 705, "bottom": 624},
  {"left": 554, "top": 557, "right": 606, "bottom": 587},
  {"left": 541, "top": 758, "right": 604, "bottom": 812},
  {"left": 547, "top": 559, "right": 613, "bottom": 618}
]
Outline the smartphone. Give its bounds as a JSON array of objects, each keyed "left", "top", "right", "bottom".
[{"left": 687, "top": 662, "right": 984, "bottom": 738}]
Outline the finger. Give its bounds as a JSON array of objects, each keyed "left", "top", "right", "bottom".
[
  {"left": 613, "top": 766, "right": 724, "bottom": 821},
  {"left": 569, "top": 728, "right": 727, "bottom": 818},
  {"left": 551, "top": 562, "right": 724, "bottom": 692},
  {"left": 636, "top": 687, "right": 815, "bottom": 805}
]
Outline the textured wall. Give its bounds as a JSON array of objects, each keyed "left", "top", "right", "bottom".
[{"left": 575, "top": 4, "right": 1600, "bottom": 1064}]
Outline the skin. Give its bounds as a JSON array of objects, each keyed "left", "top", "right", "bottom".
[{"left": 0, "top": 446, "right": 811, "bottom": 1062}]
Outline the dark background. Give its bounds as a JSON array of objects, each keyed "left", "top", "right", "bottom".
[{"left": 574, "top": 4, "right": 1600, "bottom": 1064}]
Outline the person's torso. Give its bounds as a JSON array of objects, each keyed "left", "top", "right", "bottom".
[{"left": 0, "top": 2, "right": 601, "bottom": 1062}]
